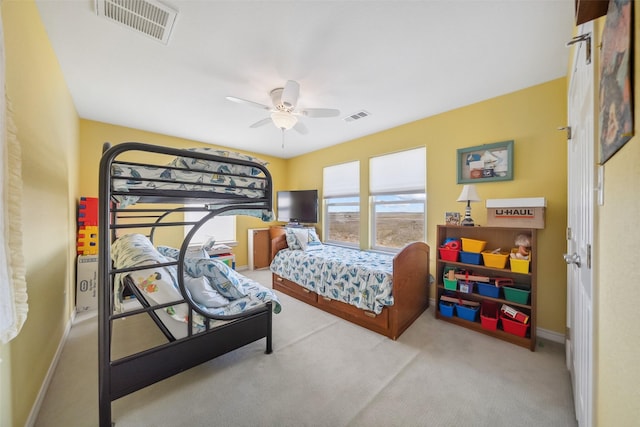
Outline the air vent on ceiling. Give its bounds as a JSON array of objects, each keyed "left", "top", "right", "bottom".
[
  {"left": 95, "top": 0, "right": 178, "bottom": 45},
  {"left": 343, "top": 110, "right": 371, "bottom": 123}
]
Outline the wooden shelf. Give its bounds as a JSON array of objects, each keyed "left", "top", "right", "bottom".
[{"left": 435, "top": 225, "right": 537, "bottom": 351}]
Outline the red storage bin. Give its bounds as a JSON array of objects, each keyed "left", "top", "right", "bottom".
[
  {"left": 500, "top": 314, "right": 530, "bottom": 337},
  {"left": 438, "top": 247, "right": 460, "bottom": 262},
  {"left": 480, "top": 301, "right": 499, "bottom": 331}
]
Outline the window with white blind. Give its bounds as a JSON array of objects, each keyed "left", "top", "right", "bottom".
[
  {"left": 184, "top": 206, "right": 236, "bottom": 245},
  {"left": 323, "top": 161, "right": 360, "bottom": 246},
  {"left": 370, "top": 147, "right": 426, "bottom": 251}
]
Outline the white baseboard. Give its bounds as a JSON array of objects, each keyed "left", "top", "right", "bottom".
[
  {"left": 429, "top": 297, "right": 565, "bottom": 345},
  {"left": 536, "top": 327, "right": 565, "bottom": 344},
  {"left": 25, "top": 310, "right": 75, "bottom": 427}
]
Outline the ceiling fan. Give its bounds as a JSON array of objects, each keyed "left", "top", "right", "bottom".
[{"left": 226, "top": 80, "right": 340, "bottom": 134}]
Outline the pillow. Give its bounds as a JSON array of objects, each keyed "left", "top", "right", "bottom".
[
  {"left": 184, "top": 258, "right": 247, "bottom": 300},
  {"left": 183, "top": 275, "right": 230, "bottom": 308},
  {"left": 292, "top": 228, "right": 322, "bottom": 251},
  {"left": 304, "top": 241, "right": 324, "bottom": 251},
  {"left": 285, "top": 228, "right": 302, "bottom": 250}
]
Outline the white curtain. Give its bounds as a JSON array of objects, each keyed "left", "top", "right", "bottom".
[{"left": 0, "top": 8, "right": 27, "bottom": 344}]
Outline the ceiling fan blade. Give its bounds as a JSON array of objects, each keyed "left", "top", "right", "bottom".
[
  {"left": 300, "top": 108, "right": 340, "bottom": 118},
  {"left": 225, "top": 96, "right": 270, "bottom": 111},
  {"left": 293, "top": 121, "right": 308, "bottom": 134},
  {"left": 281, "top": 80, "right": 300, "bottom": 110},
  {"left": 249, "top": 117, "right": 273, "bottom": 128}
]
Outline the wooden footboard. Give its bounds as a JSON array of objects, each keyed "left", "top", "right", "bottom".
[
  {"left": 270, "top": 229, "right": 430, "bottom": 340},
  {"left": 388, "top": 242, "right": 430, "bottom": 339}
]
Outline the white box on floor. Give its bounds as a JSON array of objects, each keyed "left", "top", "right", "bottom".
[{"left": 76, "top": 255, "right": 98, "bottom": 312}]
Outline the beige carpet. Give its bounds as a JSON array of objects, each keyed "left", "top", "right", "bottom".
[{"left": 35, "top": 269, "right": 577, "bottom": 427}]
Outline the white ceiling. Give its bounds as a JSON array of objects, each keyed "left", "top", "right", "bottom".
[{"left": 35, "top": 0, "right": 575, "bottom": 159}]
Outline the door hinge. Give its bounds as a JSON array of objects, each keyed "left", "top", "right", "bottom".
[
  {"left": 567, "top": 227, "right": 572, "bottom": 240},
  {"left": 566, "top": 326, "right": 571, "bottom": 341},
  {"left": 566, "top": 33, "right": 592, "bottom": 64},
  {"left": 587, "top": 243, "right": 592, "bottom": 269},
  {"left": 558, "top": 126, "right": 572, "bottom": 140}
]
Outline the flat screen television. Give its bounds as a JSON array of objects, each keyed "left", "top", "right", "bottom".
[{"left": 276, "top": 190, "right": 318, "bottom": 224}]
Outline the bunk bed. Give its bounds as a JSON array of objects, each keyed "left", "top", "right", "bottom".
[
  {"left": 269, "top": 227, "right": 430, "bottom": 340},
  {"left": 98, "top": 142, "right": 280, "bottom": 427}
]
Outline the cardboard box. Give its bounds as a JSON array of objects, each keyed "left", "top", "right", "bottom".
[
  {"left": 486, "top": 197, "right": 546, "bottom": 229},
  {"left": 76, "top": 255, "right": 98, "bottom": 312}
]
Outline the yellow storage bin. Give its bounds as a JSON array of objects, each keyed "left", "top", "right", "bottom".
[
  {"left": 510, "top": 249, "right": 531, "bottom": 273},
  {"left": 460, "top": 237, "right": 487, "bottom": 253},
  {"left": 481, "top": 251, "right": 509, "bottom": 269}
]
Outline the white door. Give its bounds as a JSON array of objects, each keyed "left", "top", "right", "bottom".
[{"left": 565, "top": 21, "right": 594, "bottom": 427}]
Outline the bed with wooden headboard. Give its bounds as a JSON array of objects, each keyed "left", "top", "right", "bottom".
[{"left": 269, "top": 227, "right": 430, "bottom": 340}]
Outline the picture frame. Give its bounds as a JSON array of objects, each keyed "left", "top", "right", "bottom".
[
  {"left": 457, "top": 140, "right": 514, "bottom": 184},
  {"left": 445, "top": 212, "right": 460, "bottom": 226},
  {"left": 599, "top": 0, "right": 633, "bottom": 164}
]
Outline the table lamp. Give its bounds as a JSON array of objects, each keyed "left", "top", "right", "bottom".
[{"left": 457, "top": 184, "right": 481, "bottom": 226}]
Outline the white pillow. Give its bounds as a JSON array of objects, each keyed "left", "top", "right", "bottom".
[
  {"left": 292, "top": 228, "right": 322, "bottom": 251},
  {"left": 183, "top": 275, "right": 230, "bottom": 308}
]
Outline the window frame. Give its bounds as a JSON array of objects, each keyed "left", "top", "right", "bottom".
[
  {"left": 369, "top": 191, "right": 426, "bottom": 252},
  {"left": 369, "top": 147, "right": 427, "bottom": 252},
  {"left": 322, "top": 161, "right": 360, "bottom": 247},
  {"left": 323, "top": 196, "right": 361, "bottom": 247}
]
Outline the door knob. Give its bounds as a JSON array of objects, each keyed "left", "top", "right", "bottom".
[{"left": 563, "top": 252, "right": 581, "bottom": 267}]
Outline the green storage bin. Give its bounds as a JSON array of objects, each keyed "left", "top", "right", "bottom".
[
  {"left": 503, "top": 285, "right": 531, "bottom": 304},
  {"left": 443, "top": 277, "right": 458, "bottom": 291}
]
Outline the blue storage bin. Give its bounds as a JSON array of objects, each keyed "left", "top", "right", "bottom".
[
  {"left": 455, "top": 304, "right": 479, "bottom": 322},
  {"left": 476, "top": 282, "right": 501, "bottom": 298},
  {"left": 459, "top": 251, "right": 483, "bottom": 265},
  {"left": 439, "top": 302, "right": 455, "bottom": 318}
]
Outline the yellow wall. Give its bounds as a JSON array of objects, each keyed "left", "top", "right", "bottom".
[
  {"left": 2, "top": 1, "right": 79, "bottom": 425},
  {"left": 78, "top": 120, "right": 287, "bottom": 267},
  {"left": 594, "top": 4, "right": 640, "bottom": 424},
  {"left": 7, "top": 1, "right": 639, "bottom": 424},
  {"left": 289, "top": 78, "right": 568, "bottom": 334}
]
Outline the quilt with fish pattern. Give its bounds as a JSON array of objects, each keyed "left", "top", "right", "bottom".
[{"left": 270, "top": 245, "right": 394, "bottom": 314}]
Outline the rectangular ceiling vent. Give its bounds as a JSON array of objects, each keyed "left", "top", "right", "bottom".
[
  {"left": 95, "top": 0, "right": 178, "bottom": 45},
  {"left": 343, "top": 110, "right": 371, "bottom": 123}
]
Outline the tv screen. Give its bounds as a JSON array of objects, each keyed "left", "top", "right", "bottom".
[{"left": 277, "top": 190, "right": 318, "bottom": 224}]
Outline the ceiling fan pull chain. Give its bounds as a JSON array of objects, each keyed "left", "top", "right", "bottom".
[{"left": 281, "top": 129, "right": 285, "bottom": 149}]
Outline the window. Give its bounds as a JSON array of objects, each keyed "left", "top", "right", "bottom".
[
  {"left": 184, "top": 205, "right": 236, "bottom": 245},
  {"left": 323, "top": 161, "right": 360, "bottom": 246},
  {"left": 370, "top": 147, "right": 426, "bottom": 251}
]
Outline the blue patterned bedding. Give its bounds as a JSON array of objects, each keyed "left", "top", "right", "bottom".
[
  {"left": 112, "top": 234, "right": 281, "bottom": 333},
  {"left": 270, "top": 245, "right": 394, "bottom": 314},
  {"left": 111, "top": 147, "right": 274, "bottom": 220}
]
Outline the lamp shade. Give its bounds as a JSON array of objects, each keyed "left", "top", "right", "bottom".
[
  {"left": 457, "top": 184, "right": 481, "bottom": 202},
  {"left": 271, "top": 111, "right": 297, "bottom": 130}
]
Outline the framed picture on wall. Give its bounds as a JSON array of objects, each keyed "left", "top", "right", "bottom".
[
  {"left": 599, "top": 0, "right": 634, "bottom": 164},
  {"left": 457, "top": 140, "right": 514, "bottom": 184}
]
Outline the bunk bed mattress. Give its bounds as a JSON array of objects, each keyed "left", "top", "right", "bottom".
[
  {"left": 112, "top": 234, "right": 281, "bottom": 335},
  {"left": 111, "top": 147, "right": 273, "bottom": 220},
  {"left": 270, "top": 245, "right": 394, "bottom": 314}
]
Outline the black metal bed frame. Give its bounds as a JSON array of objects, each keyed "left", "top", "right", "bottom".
[{"left": 98, "top": 142, "right": 274, "bottom": 426}]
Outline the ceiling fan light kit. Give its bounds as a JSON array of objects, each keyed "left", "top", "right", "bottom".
[
  {"left": 271, "top": 111, "right": 298, "bottom": 130},
  {"left": 227, "top": 80, "right": 340, "bottom": 134}
]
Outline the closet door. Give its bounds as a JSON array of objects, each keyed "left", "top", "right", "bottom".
[{"left": 565, "top": 21, "right": 595, "bottom": 427}]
